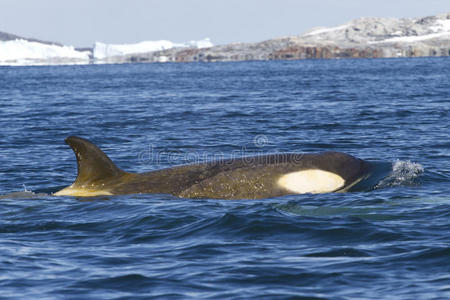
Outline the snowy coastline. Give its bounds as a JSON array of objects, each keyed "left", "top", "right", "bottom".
[
  {"left": 1, "top": 12, "right": 449, "bottom": 66},
  {"left": 0, "top": 38, "right": 213, "bottom": 66}
]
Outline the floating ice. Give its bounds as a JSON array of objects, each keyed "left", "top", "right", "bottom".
[
  {"left": 0, "top": 39, "right": 90, "bottom": 65},
  {"left": 93, "top": 38, "right": 213, "bottom": 60},
  {"left": 0, "top": 38, "right": 213, "bottom": 65}
]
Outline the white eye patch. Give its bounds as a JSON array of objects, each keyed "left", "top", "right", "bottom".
[{"left": 278, "top": 170, "right": 345, "bottom": 194}]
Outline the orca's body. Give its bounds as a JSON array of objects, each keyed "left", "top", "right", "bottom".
[{"left": 55, "top": 136, "right": 373, "bottom": 199}]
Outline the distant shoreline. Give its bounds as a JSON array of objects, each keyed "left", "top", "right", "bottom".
[{"left": 1, "top": 12, "right": 449, "bottom": 66}]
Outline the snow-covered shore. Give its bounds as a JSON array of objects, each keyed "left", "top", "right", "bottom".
[{"left": 0, "top": 37, "right": 213, "bottom": 66}]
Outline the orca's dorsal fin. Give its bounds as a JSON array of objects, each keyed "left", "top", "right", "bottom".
[{"left": 64, "top": 136, "right": 125, "bottom": 187}]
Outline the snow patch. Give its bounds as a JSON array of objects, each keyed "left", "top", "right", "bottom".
[
  {"left": 370, "top": 19, "right": 450, "bottom": 44},
  {"left": 303, "top": 25, "right": 349, "bottom": 36},
  {"left": 370, "top": 31, "right": 450, "bottom": 44},
  {"left": 431, "top": 19, "right": 450, "bottom": 33}
]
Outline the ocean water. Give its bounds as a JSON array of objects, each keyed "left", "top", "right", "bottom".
[{"left": 0, "top": 58, "right": 449, "bottom": 299}]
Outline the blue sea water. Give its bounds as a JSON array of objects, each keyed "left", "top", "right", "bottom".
[{"left": 0, "top": 58, "right": 449, "bottom": 299}]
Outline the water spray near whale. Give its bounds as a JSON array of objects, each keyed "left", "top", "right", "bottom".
[{"left": 54, "top": 136, "right": 389, "bottom": 199}]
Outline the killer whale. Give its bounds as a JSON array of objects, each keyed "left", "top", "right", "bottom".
[{"left": 54, "top": 136, "right": 374, "bottom": 199}]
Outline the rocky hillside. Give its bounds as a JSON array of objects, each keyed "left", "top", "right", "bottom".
[{"left": 118, "top": 12, "right": 450, "bottom": 63}]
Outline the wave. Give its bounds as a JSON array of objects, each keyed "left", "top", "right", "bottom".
[
  {"left": 0, "top": 184, "right": 50, "bottom": 200},
  {"left": 0, "top": 191, "right": 48, "bottom": 200}
]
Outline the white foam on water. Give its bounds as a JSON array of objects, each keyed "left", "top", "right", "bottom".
[{"left": 376, "top": 160, "right": 424, "bottom": 188}]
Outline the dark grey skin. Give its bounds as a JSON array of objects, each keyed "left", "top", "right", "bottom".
[{"left": 54, "top": 136, "right": 372, "bottom": 199}]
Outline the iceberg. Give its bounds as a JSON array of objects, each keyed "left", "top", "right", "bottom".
[
  {"left": 0, "top": 39, "right": 90, "bottom": 66},
  {"left": 0, "top": 37, "right": 213, "bottom": 66},
  {"left": 93, "top": 38, "right": 213, "bottom": 60}
]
